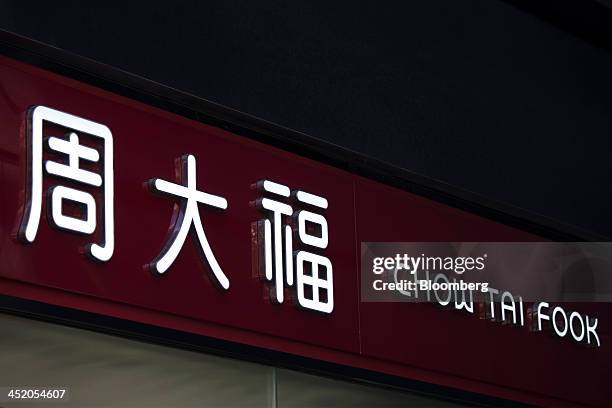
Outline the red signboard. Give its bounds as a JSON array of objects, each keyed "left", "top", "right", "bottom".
[{"left": 0, "top": 54, "right": 610, "bottom": 406}]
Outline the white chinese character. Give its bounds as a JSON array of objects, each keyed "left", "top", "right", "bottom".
[
  {"left": 256, "top": 180, "right": 333, "bottom": 313},
  {"left": 147, "top": 154, "right": 230, "bottom": 290},
  {"left": 19, "top": 106, "right": 114, "bottom": 261}
]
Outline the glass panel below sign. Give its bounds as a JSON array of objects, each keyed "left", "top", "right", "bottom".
[{"left": 0, "top": 313, "right": 274, "bottom": 407}]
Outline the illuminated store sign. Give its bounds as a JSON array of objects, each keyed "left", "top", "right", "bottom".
[
  {"left": 363, "top": 243, "right": 606, "bottom": 347},
  {"left": 17, "top": 106, "right": 333, "bottom": 313},
  {"left": 0, "top": 54, "right": 608, "bottom": 406}
]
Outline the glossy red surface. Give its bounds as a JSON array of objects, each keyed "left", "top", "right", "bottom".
[
  {"left": 355, "top": 178, "right": 611, "bottom": 406},
  {"left": 0, "top": 55, "right": 609, "bottom": 406}
]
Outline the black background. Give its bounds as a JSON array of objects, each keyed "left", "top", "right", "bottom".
[{"left": 1, "top": 0, "right": 610, "bottom": 237}]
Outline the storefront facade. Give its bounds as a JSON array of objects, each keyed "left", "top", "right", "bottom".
[{"left": 0, "top": 30, "right": 609, "bottom": 407}]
